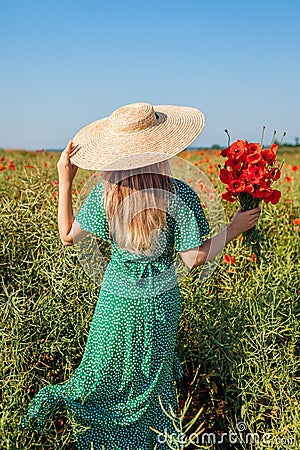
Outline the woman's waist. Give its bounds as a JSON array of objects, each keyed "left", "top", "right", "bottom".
[{"left": 101, "top": 258, "right": 178, "bottom": 297}]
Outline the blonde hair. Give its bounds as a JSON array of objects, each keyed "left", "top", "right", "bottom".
[{"left": 102, "top": 159, "right": 175, "bottom": 255}]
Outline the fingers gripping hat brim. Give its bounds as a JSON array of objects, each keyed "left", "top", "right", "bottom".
[{"left": 70, "top": 103, "right": 205, "bottom": 171}]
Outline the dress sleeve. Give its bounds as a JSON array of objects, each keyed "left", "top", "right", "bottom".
[
  {"left": 173, "top": 180, "right": 210, "bottom": 252},
  {"left": 75, "top": 182, "right": 110, "bottom": 241}
]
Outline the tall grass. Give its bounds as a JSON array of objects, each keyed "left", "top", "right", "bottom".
[{"left": 1, "top": 148, "right": 299, "bottom": 449}]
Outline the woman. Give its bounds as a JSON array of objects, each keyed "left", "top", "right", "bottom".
[{"left": 21, "top": 103, "right": 260, "bottom": 449}]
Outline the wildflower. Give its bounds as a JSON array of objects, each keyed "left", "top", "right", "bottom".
[
  {"left": 219, "top": 168, "right": 233, "bottom": 184},
  {"left": 293, "top": 218, "right": 300, "bottom": 225},
  {"left": 7, "top": 160, "right": 16, "bottom": 170},
  {"left": 228, "top": 179, "right": 245, "bottom": 194},
  {"left": 224, "top": 254, "right": 235, "bottom": 264},
  {"left": 292, "top": 165, "right": 299, "bottom": 171},
  {"left": 52, "top": 180, "right": 59, "bottom": 187},
  {"left": 221, "top": 191, "right": 236, "bottom": 202},
  {"left": 285, "top": 176, "right": 292, "bottom": 183}
]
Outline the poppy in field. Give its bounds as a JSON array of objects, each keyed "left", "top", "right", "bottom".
[
  {"left": 7, "top": 160, "right": 16, "bottom": 170},
  {"left": 224, "top": 254, "right": 235, "bottom": 264}
]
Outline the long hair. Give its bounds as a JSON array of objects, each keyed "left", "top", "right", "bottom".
[{"left": 102, "top": 159, "right": 175, "bottom": 255}]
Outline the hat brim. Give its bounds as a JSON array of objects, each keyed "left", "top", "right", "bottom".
[{"left": 70, "top": 104, "right": 205, "bottom": 171}]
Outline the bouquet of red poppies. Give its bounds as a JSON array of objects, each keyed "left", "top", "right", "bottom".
[{"left": 219, "top": 134, "right": 283, "bottom": 260}]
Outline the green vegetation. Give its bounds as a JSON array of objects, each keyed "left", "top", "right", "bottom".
[{"left": 1, "top": 148, "right": 299, "bottom": 449}]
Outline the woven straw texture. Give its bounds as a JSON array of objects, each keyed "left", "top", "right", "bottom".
[{"left": 70, "top": 102, "right": 205, "bottom": 171}]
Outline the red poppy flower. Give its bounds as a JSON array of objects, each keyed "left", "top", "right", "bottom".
[
  {"left": 243, "top": 165, "right": 264, "bottom": 184},
  {"left": 285, "top": 176, "right": 292, "bottom": 183},
  {"left": 228, "top": 179, "right": 245, "bottom": 193},
  {"left": 227, "top": 140, "right": 247, "bottom": 159},
  {"left": 243, "top": 151, "right": 262, "bottom": 165},
  {"left": 250, "top": 253, "right": 257, "bottom": 263},
  {"left": 252, "top": 186, "right": 272, "bottom": 199},
  {"left": 221, "top": 191, "right": 237, "bottom": 202},
  {"left": 220, "top": 148, "right": 228, "bottom": 157},
  {"left": 7, "top": 160, "right": 16, "bottom": 170},
  {"left": 224, "top": 254, "right": 235, "bottom": 264},
  {"left": 263, "top": 189, "right": 281, "bottom": 205},
  {"left": 292, "top": 165, "right": 299, "bottom": 171},
  {"left": 238, "top": 173, "right": 256, "bottom": 193},
  {"left": 219, "top": 168, "right": 233, "bottom": 185},
  {"left": 247, "top": 143, "right": 261, "bottom": 153},
  {"left": 259, "top": 172, "right": 274, "bottom": 187},
  {"left": 0, "top": 163, "right": 5, "bottom": 172},
  {"left": 294, "top": 218, "right": 300, "bottom": 225},
  {"left": 261, "top": 145, "right": 277, "bottom": 165},
  {"left": 225, "top": 157, "right": 243, "bottom": 171},
  {"left": 206, "top": 165, "right": 214, "bottom": 174},
  {"left": 269, "top": 167, "right": 281, "bottom": 181}
]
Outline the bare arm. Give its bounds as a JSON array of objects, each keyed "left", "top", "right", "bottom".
[
  {"left": 57, "top": 141, "right": 88, "bottom": 246},
  {"left": 180, "top": 208, "right": 261, "bottom": 269}
]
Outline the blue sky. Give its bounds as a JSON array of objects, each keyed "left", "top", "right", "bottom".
[{"left": 1, "top": 0, "right": 299, "bottom": 149}]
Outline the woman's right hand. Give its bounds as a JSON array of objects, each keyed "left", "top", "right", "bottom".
[
  {"left": 57, "top": 140, "right": 78, "bottom": 184},
  {"left": 229, "top": 207, "right": 261, "bottom": 235}
]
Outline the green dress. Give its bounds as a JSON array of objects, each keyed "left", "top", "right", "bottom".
[{"left": 21, "top": 177, "right": 210, "bottom": 449}]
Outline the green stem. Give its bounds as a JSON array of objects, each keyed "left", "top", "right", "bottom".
[{"left": 238, "top": 192, "right": 266, "bottom": 262}]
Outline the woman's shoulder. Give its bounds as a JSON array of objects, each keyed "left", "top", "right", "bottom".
[{"left": 86, "top": 181, "right": 105, "bottom": 198}]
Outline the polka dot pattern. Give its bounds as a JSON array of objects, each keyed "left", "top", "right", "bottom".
[{"left": 21, "top": 178, "right": 210, "bottom": 449}]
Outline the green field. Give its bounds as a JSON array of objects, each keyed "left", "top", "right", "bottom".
[{"left": 1, "top": 147, "right": 299, "bottom": 449}]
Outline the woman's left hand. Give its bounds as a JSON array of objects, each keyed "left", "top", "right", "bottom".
[{"left": 57, "top": 140, "right": 78, "bottom": 183}]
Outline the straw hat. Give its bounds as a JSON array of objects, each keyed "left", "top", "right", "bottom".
[{"left": 70, "top": 102, "right": 205, "bottom": 171}]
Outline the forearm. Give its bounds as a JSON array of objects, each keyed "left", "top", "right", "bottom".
[
  {"left": 58, "top": 180, "right": 74, "bottom": 245},
  {"left": 195, "top": 223, "right": 239, "bottom": 266},
  {"left": 181, "top": 223, "right": 240, "bottom": 269},
  {"left": 180, "top": 207, "right": 261, "bottom": 269}
]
